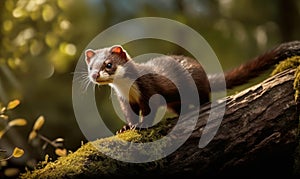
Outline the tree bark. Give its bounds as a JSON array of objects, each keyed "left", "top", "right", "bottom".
[
  {"left": 165, "top": 68, "right": 299, "bottom": 177},
  {"left": 21, "top": 69, "right": 300, "bottom": 178}
]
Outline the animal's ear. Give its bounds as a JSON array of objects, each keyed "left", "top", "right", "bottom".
[
  {"left": 85, "top": 49, "right": 95, "bottom": 64},
  {"left": 110, "top": 45, "right": 127, "bottom": 60}
]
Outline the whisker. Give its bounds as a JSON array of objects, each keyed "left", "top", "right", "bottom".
[
  {"left": 71, "top": 71, "right": 94, "bottom": 93},
  {"left": 71, "top": 71, "right": 88, "bottom": 74},
  {"left": 73, "top": 74, "right": 89, "bottom": 82},
  {"left": 82, "top": 78, "right": 93, "bottom": 93}
]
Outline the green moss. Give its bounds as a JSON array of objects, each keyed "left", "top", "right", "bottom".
[
  {"left": 20, "top": 118, "right": 176, "bottom": 178},
  {"left": 271, "top": 56, "right": 300, "bottom": 75},
  {"left": 294, "top": 68, "right": 300, "bottom": 176},
  {"left": 21, "top": 56, "right": 300, "bottom": 178},
  {"left": 294, "top": 65, "right": 300, "bottom": 101},
  {"left": 271, "top": 56, "right": 300, "bottom": 101},
  {"left": 20, "top": 142, "right": 97, "bottom": 178}
]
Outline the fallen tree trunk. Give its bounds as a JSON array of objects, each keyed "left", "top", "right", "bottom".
[
  {"left": 20, "top": 69, "right": 300, "bottom": 178},
  {"left": 166, "top": 68, "right": 300, "bottom": 177}
]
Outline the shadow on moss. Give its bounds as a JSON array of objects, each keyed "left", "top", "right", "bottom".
[{"left": 20, "top": 117, "right": 177, "bottom": 178}]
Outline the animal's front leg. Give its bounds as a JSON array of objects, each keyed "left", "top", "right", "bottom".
[{"left": 117, "top": 99, "right": 140, "bottom": 133}]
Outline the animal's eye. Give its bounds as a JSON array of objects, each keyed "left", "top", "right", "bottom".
[{"left": 106, "top": 63, "right": 112, "bottom": 69}]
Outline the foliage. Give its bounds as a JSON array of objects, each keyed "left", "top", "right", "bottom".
[
  {"left": 0, "top": 99, "right": 26, "bottom": 138},
  {"left": 19, "top": 120, "right": 173, "bottom": 178},
  {"left": 0, "top": 0, "right": 76, "bottom": 74},
  {"left": 28, "top": 115, "right": 67, "bottom": 157},
  {"left": 0, "top": 0, "right": 299, "bottom": 178},
  {"left": 0, "top": 99, "right": 25, "bottom": 177},
  {"left": 0, "top": 99, "right": 68, "bottom": 177}
]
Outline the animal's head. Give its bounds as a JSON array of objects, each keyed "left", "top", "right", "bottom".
[{"left": 85, "top": 45, "right": 130, "bottom": 84}]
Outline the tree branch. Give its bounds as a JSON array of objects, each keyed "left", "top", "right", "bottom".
[{"left": 20, "top": 69, "right": 299, "bottom": 178}]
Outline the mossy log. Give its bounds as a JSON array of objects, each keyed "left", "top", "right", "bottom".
[{"left": 21, "top": 68, "right": 300, "bottom": 178}]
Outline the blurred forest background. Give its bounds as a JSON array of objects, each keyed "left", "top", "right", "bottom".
[{"left": 0, "top": 0, "right": 299, "bottom": 177}]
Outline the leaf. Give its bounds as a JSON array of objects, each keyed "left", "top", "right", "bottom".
[
  {"left": 0, "top": 114, "right": 8, "bottom": 120},
  {"left": 4, "top": 168, "right": 19, "bottom": 177},
  {"left": 1, "top": 160, "right": 7, "bottom": 166},
  {"left": 55, "top": 138, "right": 64, "bottom": 143},
  {"left": 55, "top": 148, "right": 67, "bottom": 157},
  {"left": 53, "top": 138, "right": 64, "bottom": 148},
  {"left": 0, "top": 131, "right": 4, "bottom": 138},
  {"left": 0, "top": 129, "right": 7, "bottom": 139},
  {"left": 42, "top": 142, "right": 48, "bottom": 150},
  {"left": 33, "top": 115, "right": 45, "bottom": 131},
  {"left": 7, "top": 100, "right": 20, "bottom": 110},
  {"left": 8, "top": 119, "right": 27, "bottom": 127},
  {"left": 28, "top": 131, "right": 37, "bottom": 142},
  {"left": 1, "top": 107, "right": 6, "bottom": 113},
  {"left": 12, "top": 147, "right": 24, "bottom": 158}
]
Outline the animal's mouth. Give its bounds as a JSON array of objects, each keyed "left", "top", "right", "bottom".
[
  {"left": 95, "top": 77, "right": 113, "bottom": 85},
  {"left": 89, "top": 72, "right": 113, "bottom": 85},
  {"left": 97, "top": 81, "right": 111, "bottom": 85},
  {"left": 95, "top": 78, "right": 112, "bottom": 85}
]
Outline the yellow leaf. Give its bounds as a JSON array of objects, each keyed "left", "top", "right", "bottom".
[
  {"left": 7, "top": 100, "right": 20, "bottom": 110},
  {"left": 0, "top": 114, "right": 8, "bottom": 120},
  {"left": 55, "top": 138, "right": 64, "bottom": 143},
  {"left": 8, "top": 119, "right": 27, "bottom": 127},
  {"left": 33, "top": 116, "right": 45, "bottom": 131},
  {"left": 0, "top": 129, "right": 7, "bottom": 139},
  {"left": 12, "top": 147, "right": 24, "bottom": 158},
  {"left": 4, "top": 168, "right": 19, "bottom": 177},
  {"left": 1, "top": 160, "right": 7, "bottom": 166},
  {"left": 28, "top": 131, "right": 37, "bottom": 142},
  {"left": 55, "top": 148, "right": 67, "bottom": 157},
  {"left": 1, "top": 107, "right": 6, "bottom": 113}
]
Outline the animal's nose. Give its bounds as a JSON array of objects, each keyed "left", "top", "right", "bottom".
[{"left": 92, "top": 72, "right": 99, "bottom": 80}]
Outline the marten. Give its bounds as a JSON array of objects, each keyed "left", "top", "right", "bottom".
[{"left": 84, "top": 41, "right": 300, "bottom": 129}]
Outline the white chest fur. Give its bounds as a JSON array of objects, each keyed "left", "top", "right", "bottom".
[{"left": 109, "top": 78, "right": 140, "bottom": 104}]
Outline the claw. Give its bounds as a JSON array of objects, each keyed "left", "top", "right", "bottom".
[
  {"left": 115, "top": 121, "right": 151, "bottom": 134},
  {"left": 130, "top": 124, "right": 137, "bottom": 130},
  {"left": 115, "top": 123, "right": 135, "bottom": 134}
]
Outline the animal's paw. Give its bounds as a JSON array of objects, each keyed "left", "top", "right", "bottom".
[{"left": 116, "top": 123, "right": 137, "bottom": 134}]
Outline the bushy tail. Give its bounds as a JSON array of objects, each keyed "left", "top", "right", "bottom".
[{"left": 209, "top": 41, "right": 300, "bottom": 90}]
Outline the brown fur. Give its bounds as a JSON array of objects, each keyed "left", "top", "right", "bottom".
[{"left": 85, "top": 41, "right": 300, "bottom": 127}]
